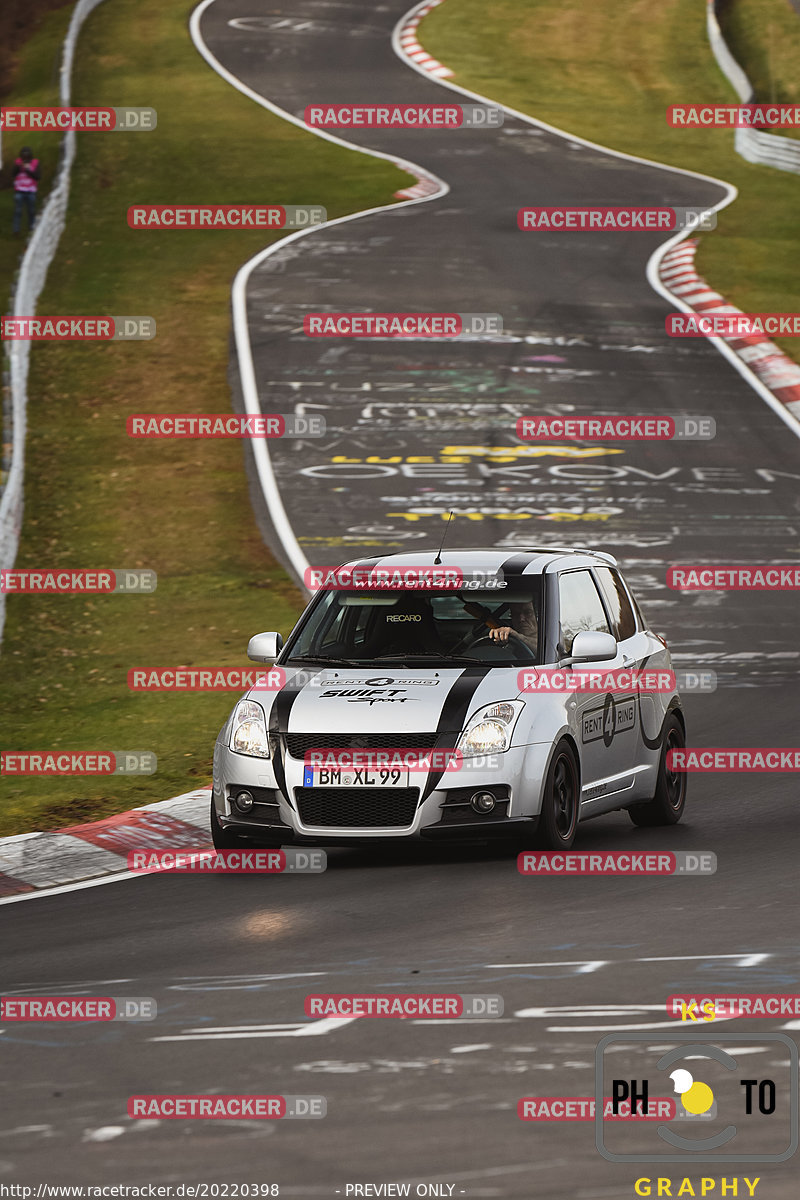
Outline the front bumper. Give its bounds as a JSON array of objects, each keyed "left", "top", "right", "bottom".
[{"left": 212, "top": 737, "right": 555, "bottom": 843}]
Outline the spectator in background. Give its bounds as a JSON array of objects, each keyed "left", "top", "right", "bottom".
[{"left": 12, "top": 146, "right": 40, "bottom": 236}]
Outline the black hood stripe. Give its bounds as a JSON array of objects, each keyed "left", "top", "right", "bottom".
[
  {"left": 268, "top": 668, "right": 325, "bottom": 806},
  {"left": 423, "top": 667, "right": 491, "bottom": 800}
]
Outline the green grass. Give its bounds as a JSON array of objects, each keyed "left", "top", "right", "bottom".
[
  {"left": 0, "top": 0, "right": 408, "bottom": 836},
  {"left": 720, "top": 0, "right": 800, "bottom": 114},
  {"left": 0, "top": 5, "right": 73, "bottom": 340},
  {"left": 422, "top": 0, "right": 800, "bottom": 359}
]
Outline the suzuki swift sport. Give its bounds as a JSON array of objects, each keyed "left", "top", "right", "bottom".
[{"left": 211, "top": 547, "right": 686, "bottom": 851}]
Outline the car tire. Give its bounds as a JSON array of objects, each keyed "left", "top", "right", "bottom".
[
  {"left": 627, "top": 713, "right": 687, "bottom": 827},
  {"left": 210, "top": 798, "right": 283, "bottom": 850},
  {"left": 534, "top": 739, "right": 580, "bottom": 850}
]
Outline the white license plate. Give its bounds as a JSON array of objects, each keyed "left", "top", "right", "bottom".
[{"left": 305, "top": 767, "right": 410, "bottom": 788}]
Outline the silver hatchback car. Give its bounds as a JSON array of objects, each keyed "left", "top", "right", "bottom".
[{"left": 211, "top": 547, "right": 686, "bottom": 851}]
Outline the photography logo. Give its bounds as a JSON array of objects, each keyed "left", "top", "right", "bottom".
[{"left": 595, "top": 1032, "right": 798, "bottom": 1162}]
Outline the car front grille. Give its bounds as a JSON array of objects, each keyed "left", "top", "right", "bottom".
[
  {"left": 284, "top": 732, "right": 439, "bottom": 759},
  {"left": 294, "top": 787, "right": 420, "bottom": 829}
]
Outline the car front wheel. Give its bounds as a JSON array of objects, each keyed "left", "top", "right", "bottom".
[{"left": 533, "top": 739, "right": 580, "bottom": 849}]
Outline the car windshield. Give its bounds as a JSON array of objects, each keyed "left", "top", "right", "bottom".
[{"left": 284, "top": 583, "right": 543, "bottom": 666}]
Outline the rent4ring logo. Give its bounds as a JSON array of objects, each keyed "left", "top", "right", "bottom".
[{"left": 595, "top": 1033, "right": 798, "bottom": 1163}]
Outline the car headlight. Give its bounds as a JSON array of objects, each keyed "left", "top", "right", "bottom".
[
  {"left": 229, "top": 699, "right": 270, "bottom": 758},
  {"left": 457, "top": 701, "right": 524, "bottom": 756}
]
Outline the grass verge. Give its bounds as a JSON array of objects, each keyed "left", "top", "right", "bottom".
[
  {"left": 422, "top": 0, "right": 800, "bottom": 359},
  {"left": 1, "top": 5, "right": 73, "bottom": 340},
  {"left": 0, "top": 0, "right": 408, "bottom": 836},
  {"left": 719, "top": 0, "right": 800, "bottom": 114}
]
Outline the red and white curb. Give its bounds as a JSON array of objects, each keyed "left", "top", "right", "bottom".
[
  {"left": 659, "top": 240, "right": 800, "bottom": 420},
  {"left": 394, "top": 174, "right": 441, "bottom": 200},
  {"left": 396, "top": 0, "right": 453, "bottom": 80},
  {"left": 393, "top": 0, "right": 452, "bottom": 198},
  {"left": 0, "top": 788, "right": 211, "bottom": 899}
]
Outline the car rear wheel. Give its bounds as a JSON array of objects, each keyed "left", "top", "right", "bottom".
[
  {"left": 210, "top": 798, "right": 283, "bottom": 850},
  {"left": 534, "top": 739, "right": 580, "bottom": 849},
  {"left": 628, "top": 713, "right": 687, "bottom": 827}
]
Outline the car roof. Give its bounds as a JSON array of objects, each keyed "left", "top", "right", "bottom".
[{"left": 340, "top": 547, "right": 618, "bottom": 575}]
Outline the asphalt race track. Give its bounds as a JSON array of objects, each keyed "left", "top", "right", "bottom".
[{"left": 3, "top": 0, "right": 800, "bottom": 1195}]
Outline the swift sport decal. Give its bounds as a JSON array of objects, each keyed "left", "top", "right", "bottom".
[{"left": 319, "top": 687, "right": 418, "bottom": 704}]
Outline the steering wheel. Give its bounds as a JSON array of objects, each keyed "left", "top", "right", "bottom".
[
  {"left": 458, "top": 633, "right": 537, "bottom": 663},
  {"left": 449, "top": 617, "right": 491, "bottom": 655}
]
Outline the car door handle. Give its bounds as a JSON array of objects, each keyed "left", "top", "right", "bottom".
[{"left": 622, "top": 654, "right": 635, "bottom": 667}]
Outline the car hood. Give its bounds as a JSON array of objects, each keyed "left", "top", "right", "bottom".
[{"left": 253, "top": 666, "right": 518, "bottom": 735}]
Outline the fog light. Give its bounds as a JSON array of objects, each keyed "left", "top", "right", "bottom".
[
  {"left": 470, "top": 791, "right": 496, "bottom": 814},
  {"left": 234, "top": 790, "right": 254, "bottom": 813}
]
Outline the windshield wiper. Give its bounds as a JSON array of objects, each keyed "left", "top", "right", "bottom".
[
  {"left": 370, "top": 653, "right": 488, "bottom": 665},
  {"left": 285, "top": 655, "right": 364, "bottom": 667}
]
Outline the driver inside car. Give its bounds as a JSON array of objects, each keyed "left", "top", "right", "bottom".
[{"left": 487, "top": 601, "right": 539, "bottom": 653}]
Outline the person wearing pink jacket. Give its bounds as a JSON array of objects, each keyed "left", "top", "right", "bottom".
[{"left": 12, "top": 146, "right": 41, "bottom": 236}]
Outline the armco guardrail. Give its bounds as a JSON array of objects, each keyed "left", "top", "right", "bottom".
[
  {"left": 0, "top": 0, "right": 110, "bottom": 648},
  {"left": 707, "top": 0, "right": 800, "bottom": 174}
]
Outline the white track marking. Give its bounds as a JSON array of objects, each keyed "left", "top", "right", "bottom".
[
  {"left": 640, "top": 953, "right": 770, "bottom": 966},
  {"left": 484, "top": 960, "right": 609, "bottom": 973},
  {"left": 485, "top": 954, "right": 771, "bottom": 972},
  {"left": 189, "top": 0, "right": 448, "bottom": 589},
  {"left": 150, "top": 1016, "right": 357, "bottom": 1041},
  {"left": 0, "top": 870, "right": 139, "bottom": 906}
]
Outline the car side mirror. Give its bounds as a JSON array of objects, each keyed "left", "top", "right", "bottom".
[
  {"left": 247, "top": 631, "right": 284, "bottom": 662},
  {"left": 560, "top": 630, "right": 617, "bottom": 666}
]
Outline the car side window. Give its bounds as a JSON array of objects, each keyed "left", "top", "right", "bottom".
[
  {"left": 558, "top": 570, "right": 611, "bottom": 654},
  {"left": 594, "top": 567, "right": 637, "bottom": 641}
]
